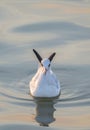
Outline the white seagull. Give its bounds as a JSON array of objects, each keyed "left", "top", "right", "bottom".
[{"left": 29, "top": 49, "right": 61, "bottom": 98}]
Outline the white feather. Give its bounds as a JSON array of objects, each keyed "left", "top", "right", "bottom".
[{"left": 29, "top": 58, "right": 61, "bottom": 98}]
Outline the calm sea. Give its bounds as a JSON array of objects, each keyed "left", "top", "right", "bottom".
[{"left": 0, "top": 0, "right": 90, "bottom": 130}]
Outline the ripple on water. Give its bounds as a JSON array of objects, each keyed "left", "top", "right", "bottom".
[{"left": 0, "top": 124, "right": 60, "bottom": 130}]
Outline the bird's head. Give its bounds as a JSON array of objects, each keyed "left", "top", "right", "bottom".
[
  {"left": 41, "top": 58, "right": 50, "bottom": 71},
  {"left": 33, "top": 49, "right": 56, "bottom": 72}
]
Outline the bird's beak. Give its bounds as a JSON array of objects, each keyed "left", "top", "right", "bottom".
[
  {"left": 43, "top": 68, "right": 47, "bottom": 75},
  {"left": 45, "top": 68, "right": 47, "bottom": 74}
]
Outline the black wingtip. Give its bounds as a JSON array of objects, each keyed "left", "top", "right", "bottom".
[
  {"left": 33, "top": 49, "right": 35, "bottom": 52},
  {"left": 33, "top": 49, "right": 42, "bottom": 63},
  {"left": 48, "top": 52, "right": 56, "bottom": 62}
]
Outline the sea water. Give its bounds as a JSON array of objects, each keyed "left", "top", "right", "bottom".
[{"left": 0, "top": 0, "right": 90, "bottom": 129}]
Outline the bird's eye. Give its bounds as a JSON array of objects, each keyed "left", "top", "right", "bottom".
[{"left": 48, "top": 64, "right": 50, "bottom": 67}]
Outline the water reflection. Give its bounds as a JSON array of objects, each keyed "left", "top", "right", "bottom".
[{"left": 34, "top": 98, "right": 57, "bottom": 127}]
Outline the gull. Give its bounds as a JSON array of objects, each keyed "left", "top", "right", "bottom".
[{"left": 29, "top": 49, "right": 61, "bottom": 98}]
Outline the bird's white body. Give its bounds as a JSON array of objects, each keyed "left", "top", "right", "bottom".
[
  {"left": 29, "top": 50, "right": 61, "bottom": 98},
  {"left": 30, "top": 66, "right": 60, "bottom": 98}
]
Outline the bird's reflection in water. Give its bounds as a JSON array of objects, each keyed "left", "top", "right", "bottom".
[{"left": 34, "top": 98, "right": 58, "bottom": 127}]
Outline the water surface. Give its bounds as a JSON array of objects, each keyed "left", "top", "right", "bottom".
[{"left": 0, "top": 0, "right": 90, "bottom": 130}]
